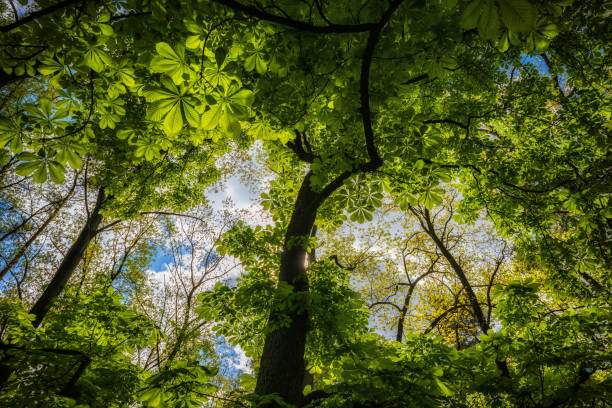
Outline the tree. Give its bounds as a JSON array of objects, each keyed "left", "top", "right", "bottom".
[{"left": 1, "top": 0, "right": 609, "bottom": 407}]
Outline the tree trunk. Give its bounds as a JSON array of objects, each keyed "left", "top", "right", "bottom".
[
  {"left": 255, "top": 172, "right": 319, "bottom": 406},
  {"left": 422, "top": 209, "right": 489, "bottom": 332},
  {"left": 0, "top": 188, "right": 106, "bottom": 389},
  {"left": 396, "top": 285, "right": 415, "bottom": 343},
  {"left": 0, "top": 182, "right": 76, "bottom": 281},
  {"left": 421, "top": 209, "right": 509, "bottom": 376},
  {"left": 29, "top": 187, "right": 106, "bottom": 327}
]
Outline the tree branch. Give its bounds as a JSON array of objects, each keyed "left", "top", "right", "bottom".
[
  {"left": 212, "top": 0, "right": 376, "bottom": 33},
  {"left": 0, "top": 0, "right": 82, "bottom": 33},
  {"left": 359, "top": 0, "right": 405, "bottom": 169},
  {"left": 286, "top": 130, "right": 317, "bottom": 163}
]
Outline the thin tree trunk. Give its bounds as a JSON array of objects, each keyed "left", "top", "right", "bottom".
[
  {"left": 0, "top": 182, "right": 76, "bottom": 281},
  {"left": 422, "top": 209, "right": 489, "bottom": 332},
  {"left": 0, "top": 187, "right": 108, "bottom": 390},
  {"left": 396, "top": 285, "right": 415, "bottom": 342},
  {"left": 29, "top": 187, "right": 106, "bottom": 327},
  {"left": 255, "top": 172, "right": 319, "bottom": 406},
  {"left": 420, "top": 208, "right": 509, "bottom": 376}
]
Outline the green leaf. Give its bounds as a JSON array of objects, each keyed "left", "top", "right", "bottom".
[
  {"left": 201, "top": 104, "right": 222, "bottom": 130},
  {"left": 478, "top": 0, "right": 500, "bottom": 40},
  {"left": 139, "top": 388, "right": 163, "bottom": 407},
  {"left": 38, "top": 58, "right": 63, "bottom": 76},
  {"left": 496, "top": 31, "right": 510, "bottom": 52},
  {"left": 435, "top": 378, "right": 454, "bottom": 396},
  {"left": 48, "top": 161, "right": 65, "bottom": 183},
  {"left": 498, "top": 0, "right": 538, "bottom": 33},
  {"left": 186, "top": 35, "right": 203, "bottom": 49},
  {"left": 538, "top": 23, "right": 559, "bottom": 37},
  {"left": 83, "top": 46, "right": 112, "bottom": 72},
  {"left": 156, "top": 42, "right": 180, "bottom": 60},
  {"left": 117, "top": 128, "right": 135, "bottom": 140},
  {"left": 460, "top": 0, "right": 482, "bottom": 29},
  {"left": 220, "top": 110, "right": 241, "bottom": 138},
  {"left": 32, "top": 163, "right": 47, "bottom": 183},
  {"left": 182, "top": 101, "right": 200, "bottom": 128},
  {"left": 244, "top": 55, "right": 256, "bottom": 72},
  {"left": 255, "top": 57, "right": 268, "bottom": 75},
  {"left": 215, "top": 47, "right": 227, "bottom": 67},
  {"left": 151, "top": 44, "right": 189, "bottom": 84},
  {"left": 99, "top": 23, "right": 114, "bottom": 36},
  {"left": 16, "top": 152, "right": 39, "bottom": 161},
  {"left": 229, "top": 89, "right": 255, "bottom": 106},
  {"left": 65, "top": 149, "right": 83, "bottom": 169},
  {"left": 163, "top": 101, "right": 183, "bottom": 134},
  {"left": 15, "top": 161, "right": 40, "bottom": 177}
]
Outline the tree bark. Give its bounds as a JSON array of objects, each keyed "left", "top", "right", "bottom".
[
  {"left": 255, "top": 172, "right": 319, "bottom": 406},
  {"left": 29, "top": 187, "right": 106, "bottom": 327}
]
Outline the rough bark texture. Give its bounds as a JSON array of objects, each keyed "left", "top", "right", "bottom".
[
  {"left": 29, "top": 187, "right": 106, "bottom": 327},
  {"left": 255, "top": 172, "right": 318, "bottom": 406}
]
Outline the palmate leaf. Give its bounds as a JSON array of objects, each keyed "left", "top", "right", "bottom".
[
  {"left": 148, "top": 99, "right": 177, "bottom": 122},
  {"left": 201, "top": 104, "right": 223, "bottom": 130},
  {"left": 396, "top": 192, "right": 418, "bottom": 210},
  {"left": 349, "top": 206, "right": 373, "bottom": 223},
  {"left": 32, "top": 163, "right": 47, "bottom": 183},
  {"left": 0, "top": 117, "right": 23, "bottom": 149},
  {"left": 38, "top": 57, "right": 64, "bottom": 76},
  {"left": 55, "top": 148, "right": 83, "bottom": 169},
  {"left": 229, "top": 89, "right": 255, "bottom": 107},
  {"left": 460, "top": 0, "right": 482, "bottom": 29},
  {"left": 479, "top": 0, "right": 500, "bottom": 40},
  {"left": 422, "top": 188, "right": 444, "bottom": 210},
  {"left": 47, "top": 161, "right": 65, "bottom": 183},
  {"left": 244, "top": 53, "right": 267, "bottom": 75},
  {"left": 202, "top": 61, "right": 235, "bottom": 90},
  {"left": 15, "top": 156, "right": 65, "bottom": 184},
  {"left": 497, "top": 0, "right": 537, "bottom": 33},
  {"left": 462, "top": 0, "right": 536, "bottom": 37},
  {"left": 163, "top": 101, "right": 183, "bottom": 134},
  {"left": 200, "top": 84, "right": 254, "bottom": 137},
  {"left": 15, "top": 160, "right": 41, "bottom": 177},
  {"left": 83, "top": 44, "right": 112, "bottom": 72},
  {"left": 138, "top": 388, "right": 164, "bottom": 407},
  {"left": 145, "top": 79, "right": 201, "bottom": 134},
  {"left": 151, "top": 42, "right": 191, "bottom": 84}
]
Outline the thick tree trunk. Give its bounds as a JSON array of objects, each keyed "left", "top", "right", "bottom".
[
  {"left": 255, "top": 172, "right": 319, "bottom": 406},
  {"left": 29, "top": 187, "right": 106, "bottom": 327}
]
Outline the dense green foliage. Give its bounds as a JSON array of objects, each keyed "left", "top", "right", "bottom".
[{"left": 0, "top": 0, "right": 610, "bottom": 407}]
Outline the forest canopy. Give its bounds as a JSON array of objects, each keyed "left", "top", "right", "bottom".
[{"left": 0, "top": 0, "right": 610, "bottom": 407}]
